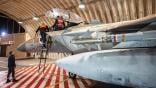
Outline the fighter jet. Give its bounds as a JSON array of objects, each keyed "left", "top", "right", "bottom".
[
  {"left": 17, "top": 8, "right": 156, "bottom": 53},
  {"left": 17, "top": 9, "right": 156, "bottom": 88},
  {"left": 45, "top": 15, "right": 156, "bottom": 53},
  {"left": 48, "top": 12, "right": 156, "bottom": 88},
  {"left": 17, "top": 15, "right": 156, "bottom": 53},
  {"left": 56, "top": 48, "right": 156, "bottom": 88}
]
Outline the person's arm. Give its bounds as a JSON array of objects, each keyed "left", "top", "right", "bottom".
[
  {"left": 52, "top": 19, "right": 58, "bottom": 31},
  {"left": 35, "top": 27, "right": 40, "bottom": 37},
  {"left": 46, "top": 26, "right": 49, "bottom": 32},
  {"left": 13, "top": 55, "right": 16, "bottom": 67},
  {"left": 53, "top": 19, "right": 57, "bottom": 27},
  {"left": 36, "top": 27, "right": 40, "bottom": 33},
  {"left": 63, "top": 20, "right": 65, "bottom": 29},
  {"left": 8, "top": 57, "right": 11, "bottom": 67}
]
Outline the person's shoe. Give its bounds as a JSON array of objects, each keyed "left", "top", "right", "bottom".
[
  {"left": 12, "top": 79, "right": 18, "bottom": 82},
  {"left": 43, "top": 44, "right": 46, "bottom": 48},
  {"left": 6, "top": 79, "right": 11, "bottom": 83}
]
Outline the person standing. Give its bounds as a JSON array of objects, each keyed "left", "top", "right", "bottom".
[{"left": 6, "top": 51, "right": 17, "bottom": 83}]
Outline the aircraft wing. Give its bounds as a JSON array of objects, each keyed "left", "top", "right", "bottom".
[
  {"left": 46, "top": 31, "right": 65, "bottom": 37},
  {"left": 49, "top": 40, "right": 72, "bottom": 53},
  {"left": 46, "top": 30, "right": 94, "bottom": 38},
  {"left": 62, "top": 30, "right": 93, "bottom": 36},
  {"left": 47, "top": 15, "right": 156, "bottom": 38},
  {"left": 106, "top": 15, "right": 156, "bottom": 33},
  {"left": 113, "top": 40, "right": 156, "bottom": 49}
]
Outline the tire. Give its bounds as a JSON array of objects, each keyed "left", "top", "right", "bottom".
[{"left": 69, "top": 72, "right": 76, "bottom": 79}]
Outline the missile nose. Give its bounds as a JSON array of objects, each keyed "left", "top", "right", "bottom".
[{"left": 17, "top": 43, "right": 26, "bottom": 52}]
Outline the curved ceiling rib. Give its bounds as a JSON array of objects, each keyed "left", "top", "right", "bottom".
[{"left": 0, "top": 0, "right": 155, "bottom": 38}]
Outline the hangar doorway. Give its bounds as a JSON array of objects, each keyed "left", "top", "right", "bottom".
[{"left": 0, "top": 45, "right": 7, "bottom": 57}]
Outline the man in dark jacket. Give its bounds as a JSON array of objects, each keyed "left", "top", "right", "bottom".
[
  {"left": 36, "top": 22, "right": 49, "bottom": 48},
  {"left": 6, "top": 51, "right": 17, "bottom": 83}
]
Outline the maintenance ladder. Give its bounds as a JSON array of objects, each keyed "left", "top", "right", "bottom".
[{"left": 38, "top": 36, "right": 52, "bottom": 72}]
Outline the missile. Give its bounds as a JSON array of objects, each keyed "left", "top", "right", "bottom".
[
  {"left": 71, "top": 38, "right": 103, "bottom": 44},
  {"left": 55, "top": 48, "right": 156, "bottom": 88},
  {"left": 110, "top": 31, "right": 156, "bottom": 43},
  {"left": 70, "top": 30, "right": 156, "bottom": 48}
]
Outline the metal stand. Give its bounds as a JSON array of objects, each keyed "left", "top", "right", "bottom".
[{"left": 38, "top": 45, "right": 49, "bottom": 73}]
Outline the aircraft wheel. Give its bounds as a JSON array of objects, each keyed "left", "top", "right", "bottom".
[{"left": 69, "top": 72, "right": 76, "bottom": 79}]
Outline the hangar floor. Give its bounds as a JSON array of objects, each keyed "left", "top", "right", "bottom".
[{"left": 0, "top": 57, "right": 132, "bottom": 88}]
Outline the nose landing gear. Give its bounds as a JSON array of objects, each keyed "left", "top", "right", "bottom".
[{"left": 69, "top": 72, "right": 77, "bottom": 79}]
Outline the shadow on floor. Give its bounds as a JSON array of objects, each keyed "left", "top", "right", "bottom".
[{"left": 92, "top": 81, "right": 133, "bottom": 88}]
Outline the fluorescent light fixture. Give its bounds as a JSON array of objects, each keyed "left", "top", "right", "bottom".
[
  {"left": 1, "top": 32, "right": 6, "bottom": 36},
  {"left": 79, "top": 0, "right": 85, "bottom": 9},
  {"left": 79, "top": 3, "right": 85, "bottom": 9},
  {"left": 53, "top": 11, "right": 59, "bottom": 17},
  {"left": 33, "top": 16, "right": 39, "bottom": 21},
  {"left": 18, "top": 21, "right": 23, "bottom": 24}
]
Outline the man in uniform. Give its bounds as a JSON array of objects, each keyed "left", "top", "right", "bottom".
[
  {"left": 53, "top": 16, "right": 65, "bottom": 31},
  {"left": 6, "top": 51, "right": 17, "bottom": 83},
  {"left": 36, "top": 22, "right": 49, "bottom": 48}
]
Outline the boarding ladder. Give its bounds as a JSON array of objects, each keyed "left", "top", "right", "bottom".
[{"left": 38, "top": 36, "right": 52, "bottom": 72}]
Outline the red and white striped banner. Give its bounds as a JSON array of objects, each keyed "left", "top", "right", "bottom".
[{"left": 1, "top": 64, "right": 91, "bottom": 88}]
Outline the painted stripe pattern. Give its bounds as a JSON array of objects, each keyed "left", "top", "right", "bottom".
[{"left": 2, "top": 64, "right": 91, "bottom": 88}]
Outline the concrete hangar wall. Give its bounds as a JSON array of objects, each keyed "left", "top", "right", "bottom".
[{"left": 0, "top": 33, "right": 28, "bottom": 58}]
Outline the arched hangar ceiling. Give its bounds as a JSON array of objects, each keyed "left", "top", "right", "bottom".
[{"left": 0, "top": 0, "right": 155, "bottom": 37}]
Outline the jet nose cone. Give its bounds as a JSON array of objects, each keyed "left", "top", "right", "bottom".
[{"left": 17, "top": 43, "right": 26, "bottom": 52}]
